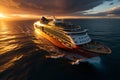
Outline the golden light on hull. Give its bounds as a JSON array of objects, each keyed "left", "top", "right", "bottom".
[{"left": 34, "top": 24, "right": 77, "bottom": 50}]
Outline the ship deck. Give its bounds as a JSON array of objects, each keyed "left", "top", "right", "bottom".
[{"left": 81, "top": 41, "right": 112, "bottom": 54}]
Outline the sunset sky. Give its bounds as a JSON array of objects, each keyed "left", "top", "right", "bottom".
[{"left": 0, "top": 0, "right": 120, "bottom": 19}]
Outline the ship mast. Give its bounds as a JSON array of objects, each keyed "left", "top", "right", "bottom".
[{"left": 53, "top": 16, "right": 56, "bottom": 21}]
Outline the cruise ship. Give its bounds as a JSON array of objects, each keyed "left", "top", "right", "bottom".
[{"left": 34, "top": 17, "right": 111, "bottom": 56}]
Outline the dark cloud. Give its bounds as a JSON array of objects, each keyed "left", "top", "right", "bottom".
[
  {"left": 0, "top": 0, "right": 105, "bottom": 15},
  {"left": 1, "top": 0, "right": 117, "bottom": 16}
]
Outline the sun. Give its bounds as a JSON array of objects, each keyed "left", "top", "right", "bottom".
[{"left": 0, "top": 13, "right": 6, "bottom": 18}]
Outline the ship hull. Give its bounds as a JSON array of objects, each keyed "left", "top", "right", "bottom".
[{"left": 34, "top": 26, "right": 101, "bottom": 58}]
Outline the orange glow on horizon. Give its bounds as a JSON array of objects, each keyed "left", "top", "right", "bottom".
[
  {"left": 11, "top": 14, "right": 41, "bottom": 19},
  {"left": 0, "top": 13, "right": 41, "bottom": 20},
  {"left": 0, "top": 13, "right": 120, "bottom": 21},
  {"left": 0, "top": 13, "right": 7, "bottom": 18}
]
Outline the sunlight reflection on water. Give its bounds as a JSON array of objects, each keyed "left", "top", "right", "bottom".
[
  {"left": 0, "top": 55, "right": 23, "bottom": 73},
  {"left": 0, "top": 20, "right": 34, "bottom": 73}
]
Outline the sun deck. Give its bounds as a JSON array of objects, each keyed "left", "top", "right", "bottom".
[{"left": 81, "top": 41, "right": 112, "bottom": 54}]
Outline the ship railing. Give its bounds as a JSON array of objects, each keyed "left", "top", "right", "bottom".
[
  {"left": 66, "top": 29, "right": 88, "bottom": 34},
  {"left": 44, "top": 27, "right": 71, "bottom": 42},
  {"left": 64, "top": 27, "right": 81, "bottom": 31}
]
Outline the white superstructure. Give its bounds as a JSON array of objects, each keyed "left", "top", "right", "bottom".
[{"left": 53, "top": 20, "right": 92, "bottom": 45}]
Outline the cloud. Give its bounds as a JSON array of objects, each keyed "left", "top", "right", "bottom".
[
  {"left": 85, "top": 6, "right": 120, "bottom": 16},
  {"left": 0, "top": 0, "right": 104, "bottom": 15}
]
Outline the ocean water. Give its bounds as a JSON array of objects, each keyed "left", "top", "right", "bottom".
[{"left": 0, "top": 19, "right": 120, "bottom": 80}]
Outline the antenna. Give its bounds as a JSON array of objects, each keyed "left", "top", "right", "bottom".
[{"left": 53, "top": 16, "right": 56, "bottom": 21}]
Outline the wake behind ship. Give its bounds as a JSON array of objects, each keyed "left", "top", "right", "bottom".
[{"left": 34, "top": 17, "right": 111, "bottom": 57}]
